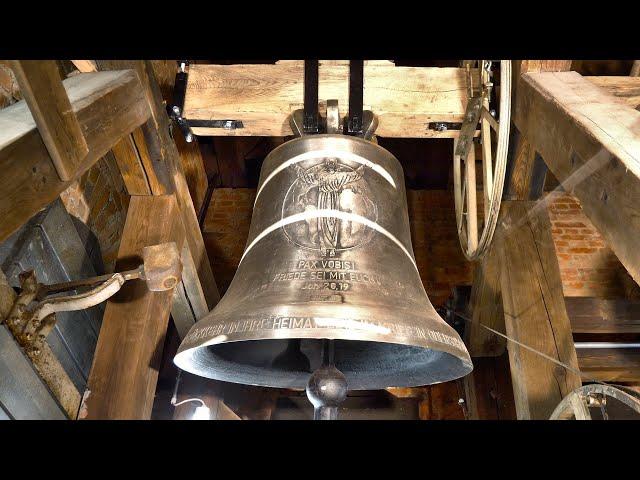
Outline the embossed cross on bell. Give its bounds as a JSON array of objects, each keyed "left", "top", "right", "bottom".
[{"left": 174, "top": 134, "right": 473, "bottom": 396}]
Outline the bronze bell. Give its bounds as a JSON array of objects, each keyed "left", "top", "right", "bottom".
[{"left": 174, "top": 134, "right": 473, "bottom": 390}]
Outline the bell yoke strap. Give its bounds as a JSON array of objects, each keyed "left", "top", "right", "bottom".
[{"left": 239, "top": 209, "right": 418, "bottom": 272}]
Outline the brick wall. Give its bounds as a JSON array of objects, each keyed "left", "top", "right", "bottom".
[
  {"left": 202, "top": 189, "right": 256, "bottom": 293},
  {"left": 546, "top": 191, "right": 633, "bottom": 298}
]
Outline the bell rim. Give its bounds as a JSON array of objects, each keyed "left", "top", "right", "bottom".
[{"left": 174, "top": 327, "right": 473, "bottom": 390}]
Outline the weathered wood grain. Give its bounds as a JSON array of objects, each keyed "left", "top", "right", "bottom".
[
  {"left": 183, "top": 63, "right": 477, "bottom": 137},
  {"left": 11, "top": 60, "right": 89, "bottom": 181},
  {"left": 81, "top": 195, "right": 181, "bottom": 419},
  {"left": 0, "top": 70, "right": 150, "bottom": 243},
  {"left": 514, "top": 70, "right": 640, "bottom": 285},
  {"left": 499, "top": 201, "right": 581, "bottom": 419}
]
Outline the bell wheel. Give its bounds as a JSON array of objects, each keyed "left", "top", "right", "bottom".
[
  {"left": 550, "top": 384, "right": 640, "bottom": 420},
  {"left": 453, "top": 60, "right": 511, "bottom": 261}
]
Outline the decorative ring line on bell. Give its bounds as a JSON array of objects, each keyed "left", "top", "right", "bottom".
[
  {"left": 239, "top": 209, "right": 418, "bottom": 272},
  {"left": 254, "top": 149, "right": 397, "bottom": 205}
]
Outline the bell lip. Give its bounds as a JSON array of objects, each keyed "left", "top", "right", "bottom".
[{"left": 173, "top": 327, "right": 473, "bottom": 390}]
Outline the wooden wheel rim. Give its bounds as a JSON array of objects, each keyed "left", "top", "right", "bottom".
[
  {"left": 550, "top": 384, "right": 640, "bottom": 420},
  {"left": 453, "top": 60, "right": 512, "bottom": 261}
]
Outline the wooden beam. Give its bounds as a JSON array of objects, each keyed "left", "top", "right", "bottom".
[
  {"left": 586, "top": 76, "right": 640, "bottom": 109},
  {"left": 81, "top": 195, "right": 182, "bottom": 419},
  {"left": 70, "top": 59, "right": 160, "bottom": 197},
  {"left": 97, "top": 60, "right": 220, "bottom": 309},
  {"left": 499, "top": 201, "right": 581, "bottom": 419},
  {"left": 464, "top": 245, "right": 506, "bottom": 357},
  {"left": 11, "top": 61, "right": 89, "bottom": 181},
  {"left": 565, "top": 297, "right": 640, "bottom": 334},
  {"left": 110, "top": 134, "right": 152, "bottom": 195},
  {"left": 462, "top": 355, "right": 516, "bottom": 420},
  {"left": 71, "top": 60, "right": 97, "bottom": 73},
  {"left": 0, "top": 70, "right": 150, "bottom": 243},
  {"left": 183, "top": 63, "right": 477, "bottom": 138},
  {"left": 505, "top": 61, "right": 572, "bottom": 200},
  {"left": 174, "top": 132, "right": 208, "bottom": 214},
  {"left": 514, "top": 70, "right": 640, "bottom": 285},
  {"left": 576, "top": 347, "right": 640, "bottom": 383}
]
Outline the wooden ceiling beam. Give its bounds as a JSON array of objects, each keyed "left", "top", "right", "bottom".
[
  {"left": 514, "top": 70, "right": 640, "bottom": 285},
  {"left": 182, "top": 63, "right": 477, "bottom": 138},
  {"left": 0, "top": 69, "right": 150, "bottom": 243}
]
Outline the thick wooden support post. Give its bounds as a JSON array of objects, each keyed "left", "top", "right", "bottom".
[
  {"left": 505, "top": 61, "right": 572, "bottom": 200},
  {"left": 462, "top": 355, "right": 516, "bottom": 420},
  {"left": 0, "top": 70, "right": 150, "bottom": 243},
  {"left": 81, "top": 195, "right": 181, "bottom": 419},
  {"left": 464, "top": 245, "right": 505, "bottom": 357},
  {"left": 514, "top": 70, "right": 640, "bottom": 285},
  {"left": 11, "top": 60, "right": 89, "bottom": 181},
  {"left": 97, "top": 60, "right": 220, "bottom": 309},
  {"left": 499, "top": 201, "right": 581, "bottom": 419}
]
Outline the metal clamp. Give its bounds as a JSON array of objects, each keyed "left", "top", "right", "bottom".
[
  {"left": 167, "top": 60, "right": 194, "bottom": 142},
  {"left": 2, "top": 242, "right": 182, "bottom": 356}
]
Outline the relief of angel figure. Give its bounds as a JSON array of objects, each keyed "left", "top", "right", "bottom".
[{"left": 294, "top": 158, "right": 365, "bottom": 252}]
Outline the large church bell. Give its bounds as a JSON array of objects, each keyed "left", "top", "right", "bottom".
[{"left": 174, "top": 60, "right": 473, "bottom": 418}]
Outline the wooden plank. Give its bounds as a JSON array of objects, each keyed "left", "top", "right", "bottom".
[
  {"left": 565, "top": 297, "right": 640, "bottom": 334},
  {"left": 505, "top": 61, "right": 572, "bottom": 200},
  {"left": 174, "top": 133, "right": 208, "bottom": 214},
  {"left": 130, "top": 60, "right": 221, "bottom": 308},
  {"left": 131, "top": 125, "right": 172, "bottom": 195},
  {"left": 499, "top": 201, "right": 581, "bottom": 419},
  {"left": 464, "top": 244, "right": 506, "bottom": 357},
  {"left": 514, "top": 70, "right": 640, "bottom": 285},
  {"left": 81, "top": 195, "right": 181, "bottom": 419},
  {"left": 0, "top": 70, "right": 150, "bottom": 243},
  {"left": 71, "top": 59, "right": 156, "bottom": 197},
  {"left": 183, "top": 63, "right": 476, "bottom": 138},
  {"left": 577, "top": 347, "right": 640, "bottom": 383},
  {"left": 586, "top": 76, "right": 640, "bottom": 109},
  {"left": 462, "top": 355, "right": 516, "bottom": 420},
  {"left": 11, "top": 61, "right": 89, "bottom": 181},
  {"left": 110, "top": 134, "right": 152, "bottom": 195},
  {"left": 71, "top": 60, "right": 97, "bottom": 73}
]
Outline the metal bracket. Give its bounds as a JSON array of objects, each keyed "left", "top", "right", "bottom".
[
  {"left": 347, "top": 60, "right": 364, "bottom": 136},
  {"left": 167, "top": 60, "right": 194, "bottom": 142},
  {"left": 186, "top": 119, "right": 244, "bottom": 130},
  {"left": 303, "top": 60, "right": 320, "bottom": 134},
  {"left": 454, "top": 95, "right": 483, "bottom": 160},
  {"left": 428, "top": 122, "right": 463, "bottom": 132}
]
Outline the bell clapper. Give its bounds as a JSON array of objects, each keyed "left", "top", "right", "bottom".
[{"left": 305, "top": 339, "right": 348, "bottom": 420}]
